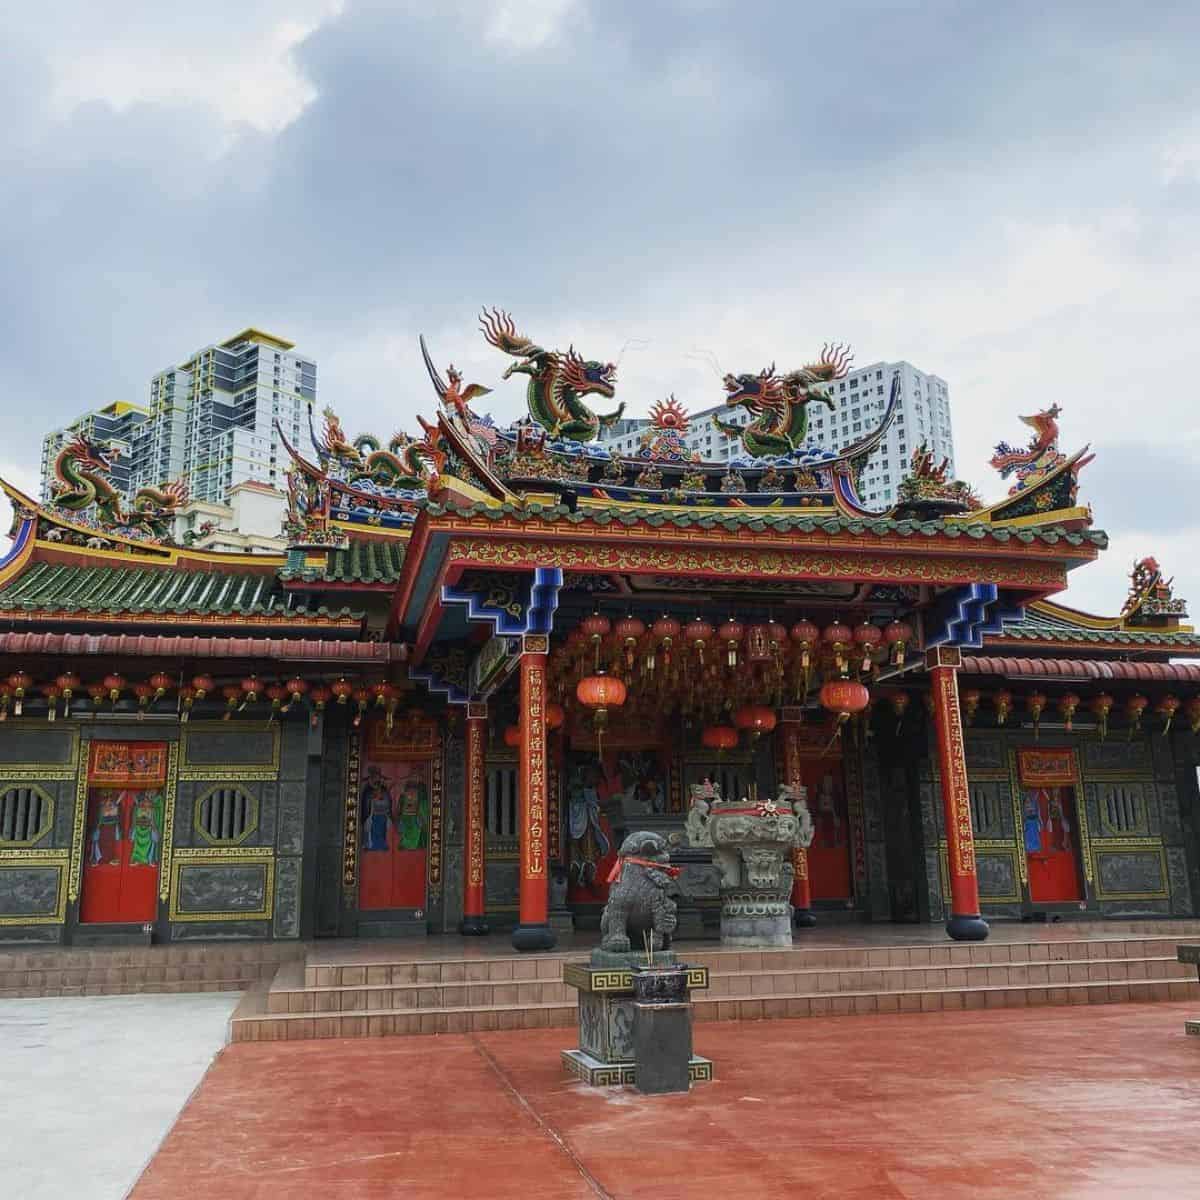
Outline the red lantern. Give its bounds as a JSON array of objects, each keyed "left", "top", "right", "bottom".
[
  {"left": 652, "top": 615, "right": 681, "bottom": 670},
  {"left": 240, "top": 675, "right": 261, "bottom": 708},
  {"left": 733, "top": 704, "right": 777, "bottom": 740},
  {"left": 701, "top": 724, "right": 739, "bottom": 754},
  {"left": 853, "top": 622, "right": 883, "bottom": 673},
  {"left": 545, "top": 702, "right": 565, "bottom": 731},
  {"left": 576, "top": 671, "right": 627, "bottom": 748},
  {"left": 820, "top": 678, "right": 870, "bottom": 746},
  {"left": 1058, "top": 691, "right": 1081, "bottom": 732},
  {"left": 309, "top": 684, "right": 332, "bottom": 728},
  {"left": 87, "top": 683, "right": 107, "bottom": 708},
  {"left": 789, "top": 619, "right": 819, "bottom": 663},
  {"left": 822, "top": 622, "right": 853, "bottom": 675},
  {"left": 283, "top": 676, "right": 308, "bottom": 712},
  {"left": 149, "top": 672, "right": 172, "bottom": 703},
  {"left": 684, "top": 618, "right": 715, "bottom": 666},
  {"left": 56, "top": 671, "right": 81, "bottom": 718},
  {"left": 1156, "top": 695, "right": 1181, "bottom": 735},
  {"left": 103, "top": 673, "right": 125, "bottom": 707},
  {"left": 1090, "top": 691, "right": 1114, "bottom": 740},
  {"left": 961, "top": 688, "right": 981, "bottom": 724},
  {"left": 718, "top": 619, "right": 744, "bottom": 668},
  {"left": 994, "top": 688, "right": 1013, "bottom": 727},
  {"left": 7, "top": 671, "right": 32, "bottom": 717},
  {"left": 1126, "top": 693, "right": 1148, "bottom": 739},
  {"left": 331, "top": 678, "right": 354, "bottom": 705},
  {"left": 884, "top": 620, "right": 913, "bottom": 665},
  {"left": 266, "top": 684, "right": 288, "bottom": 718},
  {"left": 191, "top": 674, "right": 214, "bottom": 700},
  {"left": 221, "top": 684, "right": 242, "bottom": 720},
  {"left": 178, "top": 685, "right": 196, "bottom": 722},
  {"left": 580, "top": 611, "right": 611, "bottom": 669},
  {"left": 134, "top": 682, "right": 155, "bottom": 709},
  {"left": 352, "top": 686, "right": 370, "bottom": 727},
  {"left": 503, "top": 724, "right": 522, "bottom": 748},
  {"left": 43, "top": 682, "right": 62, "bottom": 722},
  {"left": 1187, "top": 696, "right": 1200, "bottom": 735},
  {"left": 615, "top": 615, "right": 646, "bottom": 670},
  {"left": 1027, "top": 690, "right": 1047, "bottom": 739},
  {"left": 371, "top": 681, "right": 393, "bottom": 708}
]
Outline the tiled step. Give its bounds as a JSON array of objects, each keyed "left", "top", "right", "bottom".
[
  {"left": 267, "top": 955, "right": 1195, "bottom": 1015},
  {"left": 230, "top": 974, "right": 1200, "bottom": 1042}
]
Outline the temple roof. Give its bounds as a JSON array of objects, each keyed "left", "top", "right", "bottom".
[
  {"left": 423, "top": 501, "right": 1109, "bottom": 549},
  {"left": 987, "top": 600, "right": 1200, "bottom": 654},
  {"left": 0, "top": 561, "right": 361, "bottom": 625},
  {"left": 281, "top": 539, "right": 408, "bottom": 585}
]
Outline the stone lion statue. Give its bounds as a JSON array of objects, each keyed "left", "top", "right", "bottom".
[{"left": 599, "top": 830, "right": 680, "bottom": 954}]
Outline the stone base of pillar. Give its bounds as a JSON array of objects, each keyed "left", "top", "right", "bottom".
[
  {"left": 719, "top": 892, "right": 792, "bottom": 948},
  {"left": 459, "top": 915, "right": 490, "bottom": 936},
  {"left": 792, "top": 907, "right": 818, "bottom": 929},
  {"left": 511, "top": 922, "right": 557, "bottom": 953},
  {"left": 946, "top": 913, "right": 990, "bottom": 942}
]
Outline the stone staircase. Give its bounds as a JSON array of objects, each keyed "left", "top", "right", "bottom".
[{"left": 229, "top": 922, "right": 1200, "bottom": 1042}]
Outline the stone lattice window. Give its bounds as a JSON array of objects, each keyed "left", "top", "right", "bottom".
[
  {"left": 0, "top": 784, "right": 53, "bottom": 846},
  {"left": 486, "top": 766, "right": 518, "bottom": 838},
  {"left": 195, "top": 785, "right": 258, "bottom": 846}
]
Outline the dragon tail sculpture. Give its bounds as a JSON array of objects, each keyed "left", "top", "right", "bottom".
[
  {"left": 479, "top": 307, "right": 623, "bottom": 442},
  {"left": 129, "top": 478, "right": 189, "bottom": 541}
]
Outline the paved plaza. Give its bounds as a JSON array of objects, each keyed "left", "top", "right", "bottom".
[
  {"left": 126, "top": 1000, "right": 1200, "bottom": 1199},
  {"left": 0, "top": 992, "right": 239, "bottom": 1200}
]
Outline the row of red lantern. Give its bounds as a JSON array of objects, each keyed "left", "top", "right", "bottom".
[
  {"left": 568, "top": 613, "right": 913, "bottom": 673},
  {"left": 959, "top": 688, "right": 1200, "bottom": 740},
  {"left": 0, "top": 671, "right": 406, "bottom": 729}
]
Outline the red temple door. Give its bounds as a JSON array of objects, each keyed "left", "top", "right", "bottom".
[
  {"left": 1024, "top": 786, "right": 1083, "bottom": 904},
  {"left": 802, "top": 761, "right": 853, "bottom": 901},
  {"left": 358, "top": 759, "right": 430, "bottom": 911},
  {"left": 79, "top": 789, "right": 163, "bottom": 923}
]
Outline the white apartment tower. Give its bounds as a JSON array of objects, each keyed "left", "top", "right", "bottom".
[
  {"left": 137, "top": 329, "right": 317, "bottom": 504},
  {"left": 597, "top": 360, "right": 953, "bottom": 508}
]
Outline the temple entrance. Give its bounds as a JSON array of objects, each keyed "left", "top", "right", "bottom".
[
  {"left": 358, "top": 758, "right": 431, "bottom": 911},
  {"left": 79, "top": 741, "right": 167, "bottom": 925},
  {"left": 1023, "top": 784, "right": 1083, "bottom": 904},
  {"left": 794, "top": 758, "right": 853, "bottom": 901}
]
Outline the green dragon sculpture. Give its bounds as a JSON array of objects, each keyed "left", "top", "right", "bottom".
[
  {"left": 480, "top": 308, "right": 624, "bottom": 442},
  {"left": 711, "top": 343, "right": 853, "bottom": 458},
  {"left": 50, "top": 433, "right": 187, "bottom": 540},
  {"left": 349, "top": 430, "right": 446, "bottom": 490}
]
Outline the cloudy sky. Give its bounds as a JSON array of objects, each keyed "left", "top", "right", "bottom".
[{"left": 4, "top": 1, "right": 1198, "bottom": 614}]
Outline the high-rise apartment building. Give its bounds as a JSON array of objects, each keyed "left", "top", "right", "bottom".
[
  {"left": 597, "top": 360, "right": 953, "bottom": 508},
  {"left": 137, "top": 329, "right": 317, "bottom": 504},
  {"left": 39, "top": 401, "right": 150, "bottom": 503}
]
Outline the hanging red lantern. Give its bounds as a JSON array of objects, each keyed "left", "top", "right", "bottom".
[
  {"left": 1187, "top": 696, "right": 1200, "bottom": 735},
  {"left": 718, "top": 619, "right": 745, "bottom": 668},
  {"left": 700, "top": 724, "right": 739, "bottom": 754},
  {"left": 283, "top": 676, "right": 308, "bottom": 712},
  {"left": 576, "top": 671, "right": 627, "bottom": 750},
  {"left": 615, "top": 615, "right": 646, "bottom": 670},
  {"left": 1027, "top": 690, "right": 1047, "bottom": 739},
  {"left": 1125, "top": 693, "right": 1148, "bottom": 739},
  {"left": 1090, "top": 691, "right": 1114, "bottom": 740},
  {"left": 580, "top": 611, "right": 611, "bottom": 670},
  {"left": 884, "top": 620, "right": 913, "bottom": 665},
  {"left": 7, "top": 671, "right": 32, "bottom": 717},
  {"left": 103, "top": 673, "right": 125, "bottom": 707},
  {"left": 371, "top": 681, "right": 393, "bottom": 708},
  {"left": 789, "top": 619, "right": 819, "bottom": 665},
  {"left": 266, "top": 684, "right": 288, "bottom": 719},
  {"left": 43, "top": 682, "right": 62, "bottom": 722},
  {"left": 221, "top": 684, "right": 242, "bottom": 720},
  {"left": 961, "top": 688, "right": 981, "bottom": 724},
  {"left": 994, "top": 688, "right": 1013, "bottom": 727},
  {"left": 239, "top": 675, "right": 261, "bottom": 710},
  {"left": 86, "top": 683, "right": 107, "bottom": 709},
  {"left": 853, "top": 622, "right": 883, "bottom": 673},
  {"left": 819, "top": 679, "right": 870, "bottom": 746},
  {"left": 178, "top": 685, "right": 196, "bottom": 722},
  {"left": 684, "top": 618, "right": 715, "bottom": 666},
  {"left": 149, "top": 672, "right": 172, "bottom": 704},
  {"left": 192, "top": 673, "right": 214, "bottom": 700},
  {"left": 545, "top": 702, "right": 565, "bottom": 731},
  {"left": 1156, "top": 695, "right": 1181, "bottom": 735},
  {"left": 352, "top": 686, "right": 370, "bottom": 727},
  {"left": 732, "top": 704, "right": 777, "bottom": 740},
  {"left": 331, "top": 678, "right": 354, "bottom": 705},
  {"left": 652, "top": 615, "right": 681, "bottom": 671},
  {"left": 309, "top": 684, "right": 332, "bottom": 728},
  {"left": 822, "top": 621, "right": 853, "bottom": 676},
  {"left": 890, "top": 691, "right": 910, "bottom": 732},
  {"left": 56, "top": 671, "right": 81, "bottom": 718},
  {"left": 1058, "top": 691, "right": 1081, "bottom": 732},
  {"left": 503, "top": 724, "right": 522, "bottom": 748},
  {"left": 133, "top": 682, "right": 155, "bottom": 709}
]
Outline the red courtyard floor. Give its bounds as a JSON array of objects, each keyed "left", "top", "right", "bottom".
[{"left": 132, "top": 1002, "right": 1200, "bottom": 1199}]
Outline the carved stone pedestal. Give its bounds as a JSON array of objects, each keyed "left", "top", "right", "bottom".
[{"left": 560, "top": 960, "right": 713, "bottom": 1087}]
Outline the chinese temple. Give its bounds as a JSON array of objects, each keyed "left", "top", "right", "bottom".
[{"left": 2, "top": 311, "right": 1198, "bottom": 952}]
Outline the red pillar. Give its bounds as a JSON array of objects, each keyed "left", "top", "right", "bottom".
[
  {"left": 460, "top": 702, "right": 489, "bottom": 936},
  {"left": 779, "top": 720, "right": 816, "bottom": 928},
  {"left": 928, "top": 648, "right": 989, "bottom": 941},
  {"left": 513, "top": 642, "right": 556, "bottom": 952}
]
